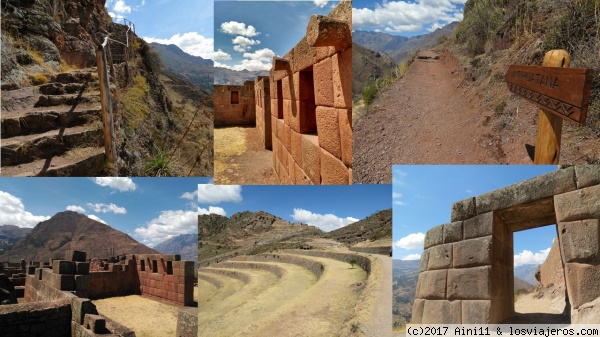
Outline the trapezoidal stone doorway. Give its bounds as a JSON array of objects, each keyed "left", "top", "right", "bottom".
[{"left": 411, "top": 166, "right": 600, "bottom": 324}]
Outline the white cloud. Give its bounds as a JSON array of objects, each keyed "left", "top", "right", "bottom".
[
  {"left": 144, "top": 32, "right": 214, "bottom": 60},
  {"left": 86, "top": 203, "right": 127, "bottom": 214},
  {"left": 214, "top": 61, "right": 232, "bottom": 69},
  {"left": 197, "top": 184, "right": 242, "bottom": 204},
  {"left": 392, "top": 192, "right": 403, "bottom": 198},
  {"left": 220, "top": 21, "right": 259, "bottom": 37},
  {"left": 291, "top": 208, "right": 359, "bottom": 232},
  {"left": 314, "top": 0, "right": 329, "bottom": 8},
  {"left": 232, "top": 36, "right": 260, "bottom": 53},
  {"left": 243, "top": 48, "right": 275, "bottom": 62},
  {"left": 394, "top": 232, "right": 425, "bottom": 249},
  {"left": 134, "top": 210, "right": 201, "bottom": 246},
  {"left": 394, "top": 201, "right": 408, "bottom": 206},
  {"left": 514, "top": 248, "right": 551, "bottom": 267},
  {"left": 0, "top": 191, "right": 50, "bottom": 228},
  {"left": 402, "top": 253, "right": 422, "bottom": 261},
  {"left": 352, "top": 0, "right": 464, "bottom": 34},
  {"left": 180, "top": 190, "right": 198, "bottom": 201},
  {"left": 93, "top": 177, "right": 136, "bottom": 192},
  {"left": 66, "top": 205, "right": 86, "bottom": 213},
  {"left": 198, "top": 206, "right": 227, "bottom": 216},
  {"left": 113, "top": 0, "right": 131, "bottom": 14},
  {"left": 214, "top": 49, "right": 232, "bottom": 61},
  {"left": 87, "top": 214, "right": 107, "bottom": 225}
]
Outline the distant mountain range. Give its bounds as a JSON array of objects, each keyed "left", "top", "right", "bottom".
[
  {"left": 150, "top": 42, "right": 213, "bottom": 93},
  {"left": 353, "top": 22, "right": 459, "bottom": 63},
  {"left": 154, "top": 233, "right": 197, "bottom": 264},
  {"left": 514, "top": 263, "right": 540, "bottom": 285},
  {"left": 0, "top": 211, "right": 156, "bottom": 263},
  {"left": 0, "top": 225, "right": 32, "bottom": 253},
  {"left": 214, "top": 67, "right": 270, "bottom": 86}
]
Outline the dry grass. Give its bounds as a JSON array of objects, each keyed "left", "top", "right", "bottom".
[
  {"left": 214, "top": 127, "right": 247, "bottom": 182},
  {"left": 93, "top": 295, "right": 179, "bottom": 337}
]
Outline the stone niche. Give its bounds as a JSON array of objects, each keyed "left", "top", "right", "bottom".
[
  {"left": 267, "top": 0, "right": 352, "bottom": 185},
  {"left": 214, "top": 82, "right": 256, "bottom": 126},
  {"left": 412, "top": 166, "right": 600, "bottom": 324}
]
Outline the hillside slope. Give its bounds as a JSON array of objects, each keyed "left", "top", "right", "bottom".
[
  {"left": 150, "top": 43, "right": 213, "bottom": 93},
  {"left": 0, "top": 211, "right": 156, "bottom": 262},
  {"left": 0, "top": 225, "right": 32, "bottom": 253},
  {"left": 352, "top": 43, "right": 396, "bottom": 96},
  {"left": 327, "top": 208, "right": 392, "bottom": 245}
]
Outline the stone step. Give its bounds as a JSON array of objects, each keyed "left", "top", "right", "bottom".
[
  {"left": 35, "top": 92, "right": 101, "bottom": 108},
  {"left": 51, "top": 71, "right": 98, "bottom": 84},
  {"left": 1, "top": 105, "right": 102, "bottom": 138},
  {"left": 1, "top": 124, "right": 103, "bottom": 167},
  {"left": 0, "top": 147, "right": 105, "bottom": 177},
  {"left": 39, "top": 82, "right": 98, "bottom": 95}
]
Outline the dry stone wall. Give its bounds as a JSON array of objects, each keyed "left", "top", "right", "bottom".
[
  {"left": 135, "top": 254, "right": 195, "bottom": 306},
  {"left": 214, "top": 82, "right": 256, "bottom": 126},
  {"left": 268, "top": 0, "right": 352, "bottom": 184},
  {"left": 255, "top": 76, "right": 272, "bottom": 149},
  {"left": 412, "top": 166, "right": 600, "bottom": 324}
]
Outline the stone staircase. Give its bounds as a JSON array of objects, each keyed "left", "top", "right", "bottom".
[
  {"left": 110, "top": 24, "right": 131, "bottom": 64},
  {"left": 0, "top": 69, "right": 106, "bottom": 176}
]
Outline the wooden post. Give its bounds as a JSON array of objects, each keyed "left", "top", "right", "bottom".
[
  {"left": 96, "top": 40, "right": 118, "bottom": 175},
  {"left": 534, "top": 50, "right": 570, "bottom": 164}
]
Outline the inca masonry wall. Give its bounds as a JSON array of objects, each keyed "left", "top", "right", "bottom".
[
  {"left": 268, "top": 0, "right": 352, "bottom": 184},
  {"left": 214, "top": 82, "right": 256, "bottom": 126},
  {"left": 412, "top": 166, "right": 600, "bottom": 324}
]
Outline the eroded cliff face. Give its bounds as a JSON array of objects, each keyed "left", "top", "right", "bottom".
[{"left": 1, "top": 0, "right": 110, "bottom": 88}]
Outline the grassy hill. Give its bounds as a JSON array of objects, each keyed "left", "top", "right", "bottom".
[{"left": 150, "top": 42, "right": 213, "bottom": 93}]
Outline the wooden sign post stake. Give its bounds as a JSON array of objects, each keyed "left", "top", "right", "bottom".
[{"left": 534, "top": 50, "right": 570, "bottom": 164}]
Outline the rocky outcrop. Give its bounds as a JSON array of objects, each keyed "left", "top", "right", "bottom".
[
  {"left": 1, "top": 0, "right": 111, "bottom": 88},
  {"left": 539, "top": 238, "right": 565, "bottom": 289}
]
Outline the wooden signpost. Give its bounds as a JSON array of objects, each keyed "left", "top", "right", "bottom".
[{"left": 505, "top": 50, "right": 593, "bottom": 164}]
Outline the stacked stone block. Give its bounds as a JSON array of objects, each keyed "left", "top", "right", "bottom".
[
  {"left": 135, "top": 254, "right": 195, "bottom": 306},
  {"left": 255, "top": 76, "right": 272, "bottom": 150},
  {"left": 214, "top": 82, "right": 256, "bottom": 126},
  {"left": 268, "top": 0, "right": 352, "bottom": 184},
  {"left": 412, "top": 166, "right": 600, "bottom": 324}
]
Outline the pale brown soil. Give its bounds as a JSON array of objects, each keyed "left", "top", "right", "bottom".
[
  {"left": 235, "top": 254, "right": 366, "bottom": 337},
  {"left": 354, "top": 49, "right": 600, "bottom": 184},
  {"left": 214, "top": 126, "right": 279, "bottom": 184},
  {"left": 93, "top": 295, "right": 179, "bottom": 337},
  {"left": 199, "top": 261, "right": 316, "bottom": 337},
  {"left": 501, "top": 292, "right": 569, "bottom": 323}
]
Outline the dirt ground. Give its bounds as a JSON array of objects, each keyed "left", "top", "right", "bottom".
[
  {"left": 214, "top": 126, "right": 279, "bottom": 184},
  {"left": 354, "top": 49, "right": 600, "bottom": 183},
  {"left": 93, "top": 295, "right": 179, "bottom": 337}
]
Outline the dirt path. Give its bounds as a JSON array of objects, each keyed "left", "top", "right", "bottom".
[
  {"left": 354, "top": 49, "right": 599, "bottom": 183},
  {"left": 501, "top": 293, "right": 569, "bottom": 323},
  {"left": 354, "top": 50, "right": 499, "bottom": 183},
  {"left": 200, "top": 261, "right": 316, "bottom": 337},
  {"left": 93, "top": 295, "right": 178, "bottom": 337},
  {"left": 363, "top": 255, "right": 392, "bottom": 337},
  {"left": 236, "top": 254, "right": 367, "bottom": 337},
  {"left": 214, "top": 126, "right": 279, "bottom": 184}
]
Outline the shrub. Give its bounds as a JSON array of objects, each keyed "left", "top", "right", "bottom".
[
  {"left": 121, "top": 75, "right": 150, "bottom": 130},
  {"left": 349, "top": 258, "right": 358, "bottom": 269},
  {"left": 29, "top": 73, "right": 49, "bottom": 85},
  {"left": 143, "top": 146, "right": 177, "bottom": 177}
]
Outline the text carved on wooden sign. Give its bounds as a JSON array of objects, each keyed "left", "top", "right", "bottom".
[{"left": 505, "top": 65, "right": 593, "bottom": 125}]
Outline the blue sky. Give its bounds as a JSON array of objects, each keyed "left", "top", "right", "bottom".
[
  {"left": 353, "top": 0, "right": 465, "bottom": 36},
  {"left": 0, "top": 177, "right": 210, "bottom": 247},
  {"left": 105, "top": 0, "right": 214, "bottom": 59},
  {"left": 196, "top": 184, "right": 391, "bottom": 232},
  {"left": 392, "top": 165, "right": 559, "bottom": 267},
  {"left": 214, "top": 1, "right": 339, "bottom": 71}
]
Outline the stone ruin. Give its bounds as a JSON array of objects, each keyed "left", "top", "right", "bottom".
[
  {"left": 214, "top": 81, "right": 256, "bottom": 127},
  {"left": 412, "top": 166, "right": 600, "bottom": 324},
  {"left": 0, "top": 250, "right": 198, "bottom": 336},
  {"left": 268, "top": 0, "right": 352, "bottom": 184},
  {"left": 213, "top": 1, "right": 352, "bottom": 185}
]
